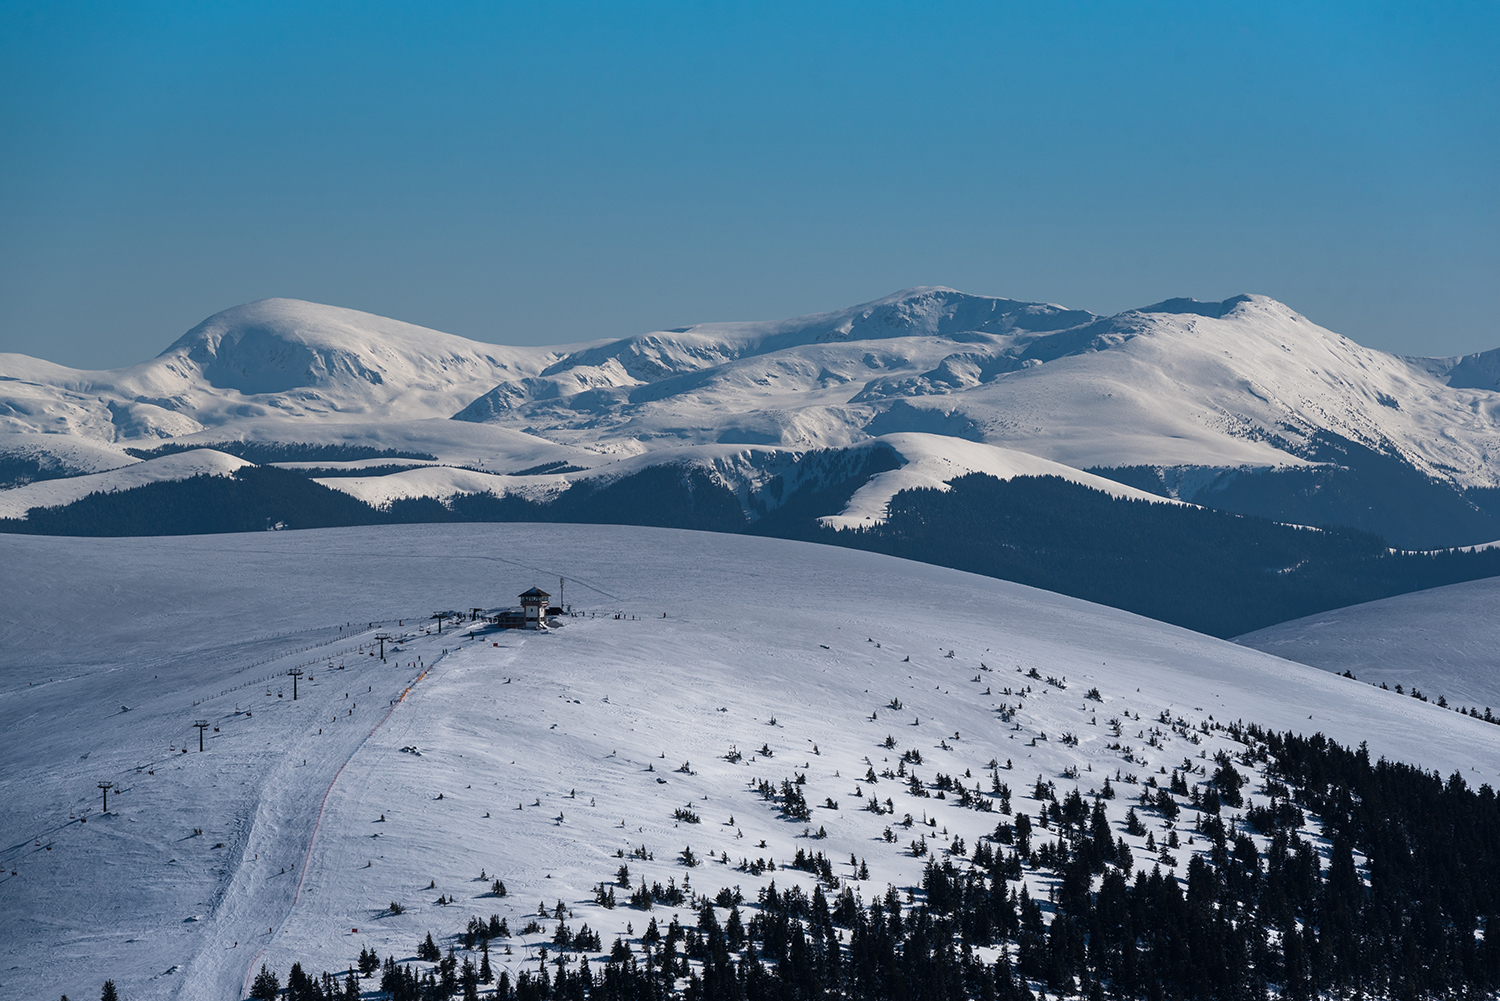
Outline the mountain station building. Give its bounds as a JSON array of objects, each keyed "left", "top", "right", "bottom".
[{"left": 519, "top": 587, "right": 551, "bottom": 630}]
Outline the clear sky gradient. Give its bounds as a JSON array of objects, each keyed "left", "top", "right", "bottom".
[{"left": 2, "top": 1, "right": 1496, "bottom": 368}]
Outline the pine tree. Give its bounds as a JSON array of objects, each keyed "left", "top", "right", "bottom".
[
  {"left": 285, "top": 962, "right": 311, "bottom": 1000},
  {"left": 479, "top": 940, "right": 493, "bottom": 983},
  {"left": 100, "top": 985, "right": 118, "bottom": 1001},
  {"left": 249, "top": 965, "right": 280, "bottom": 1001}
]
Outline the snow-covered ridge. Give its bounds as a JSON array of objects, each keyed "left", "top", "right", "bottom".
[
  {"left": 818, "top": 434, "right": 1177, "bottom": 530},
  {"left": 453, "top": 288, "right": 1500, "bottom": 487},
  {"left": 1238, "top": 575, "right": 1500, "bottom": 710}
]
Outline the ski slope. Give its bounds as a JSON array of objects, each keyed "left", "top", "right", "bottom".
[{"left": 3, "top": 524, "right": 1498, "bottom": 999}]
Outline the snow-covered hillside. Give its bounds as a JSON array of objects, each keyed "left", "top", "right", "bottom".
[
  {"left": 819, "top": 433, "right": 1174, "bottom": 530},
  {"left": 7, "top": 288, "right": 1500, "bottom": 537},
  {"left": 2, "top": 525, "right": 1496, "bottom": 1000},
  {"left": 1238, "top": 577, "right": 1500, "bottom": 711},
  {"left": 0, "top": 448, "right": 251, "bottom": 519}
]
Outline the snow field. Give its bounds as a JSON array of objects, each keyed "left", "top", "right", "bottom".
[
  {"left": 1238, "top": 574, "right": 1500, "bottom": 710},
  {"left": 2, "top": 523, "right": 1499, "bottom": 1000}
]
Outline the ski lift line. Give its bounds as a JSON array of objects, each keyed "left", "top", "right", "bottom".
[
  {"left": 103, "top": 624, "right": 384, "bottom": 684},
  {"left": 239, "top": 648, "right": 448, "bottom": 998},
  {"left": 190, "top": 640, "right": 374, "bottom": 707}
]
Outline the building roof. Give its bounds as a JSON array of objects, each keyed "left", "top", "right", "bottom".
[{"left": 519, "top": 587, "right": 551, "bottom": 599}]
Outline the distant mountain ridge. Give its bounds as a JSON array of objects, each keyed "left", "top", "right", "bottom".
[{"left": 5, "top": 286, "right": 1500, "bottom": 550}]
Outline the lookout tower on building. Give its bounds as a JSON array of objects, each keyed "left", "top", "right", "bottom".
[{"left": 519, "top": 587, "right": 551, "bottom": 630}]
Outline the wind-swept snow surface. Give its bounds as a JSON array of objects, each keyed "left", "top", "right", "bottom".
[{"left": 2, "top": 525, "right": 1497, "bottom": 999}]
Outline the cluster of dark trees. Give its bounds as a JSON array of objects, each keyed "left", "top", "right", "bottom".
[
  {"left": 249, "top": 961, "right": 361, "bottom": 1000},
  {"left": 0, "top": 464, "right": 754, "bottom": 537},
  {"left": 0, "top": 452, "right": 82, "bottom": 489},
  {"left": 1254, "top": 728, "right": 1500, "bottom": 996},
  {"left": 235, "top": 728, "right": 1499, "bottom": 1001},
  {"left": 1, "top": 466, "right": 389, "bottom": 536}
]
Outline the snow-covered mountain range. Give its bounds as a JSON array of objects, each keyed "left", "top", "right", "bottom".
[
  {"left": 4, "top": 524, "right": 1497, "bottom": 1000},
  {"left": 5, "top": 288, "right": 1500, "bottom": 545}
]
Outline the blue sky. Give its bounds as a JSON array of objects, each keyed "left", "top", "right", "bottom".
[{"left": 1, "top": 1, "right": 1496, "bottom": 367}]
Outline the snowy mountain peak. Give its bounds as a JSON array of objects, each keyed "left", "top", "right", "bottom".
[
  {"left": 160, "top": 297, "right": 548, "bottom": 396},
  {"left": 792, "top": 285, "right": 1099, "bottom": 341},
  {"left": 1133, "top": 293, "right": 1257, "bottom": 320},
  {"left": 0, "top": 298, "right": 567, "bottom": 440}
]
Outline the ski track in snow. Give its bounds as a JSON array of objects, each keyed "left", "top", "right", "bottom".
[
  {"left": 3, "top": 523, "right": 1499, "bottom": 999},
  {"left": 218, "top": 654, "right": 439, "bottom": 1000}
]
